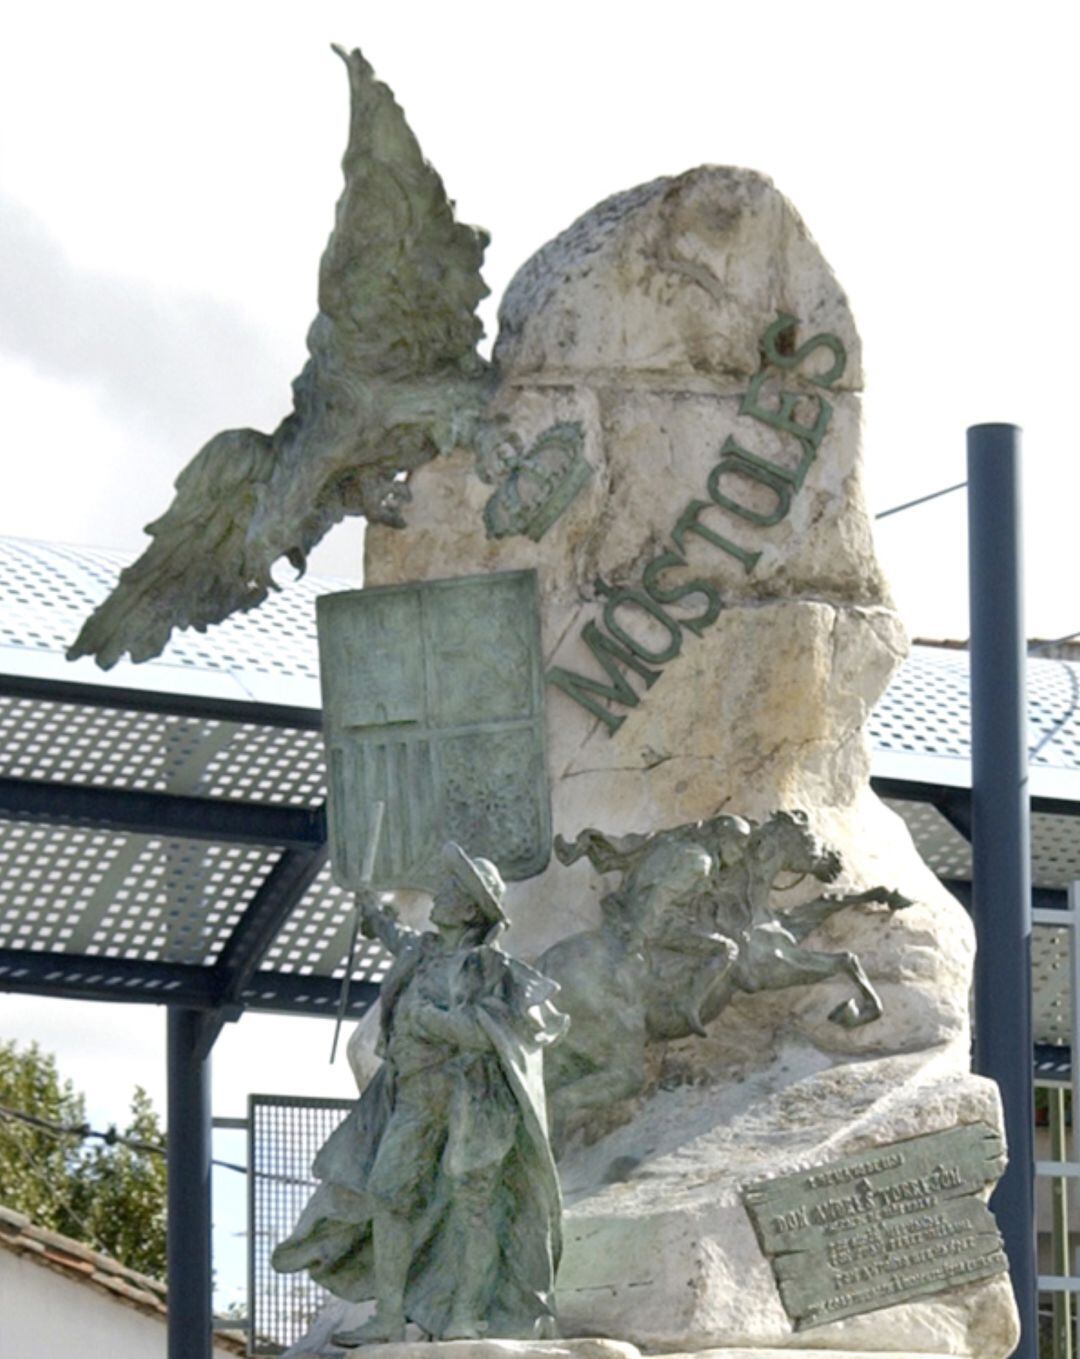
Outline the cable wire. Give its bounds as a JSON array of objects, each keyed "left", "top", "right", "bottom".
[
  {"left": 0, "top": 1110, "right": 99, "bottom": 1243},
  {"left": 1029, "top": 662, "right": 1080, "bottom": 760},
  {"left": 875, "top": 481, "right": 967, "bottom": 520},
  {"left": 0, "top": 1102, "right": 298, "bottom": 1180}
]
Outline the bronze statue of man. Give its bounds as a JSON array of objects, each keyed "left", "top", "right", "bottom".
[{"left": 272, "top": 842, "right": 567, "bottom": 1345}]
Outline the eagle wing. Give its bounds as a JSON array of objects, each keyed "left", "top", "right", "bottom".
[{"left": 70, "top": 46, "right": 489, "bottom": 669}]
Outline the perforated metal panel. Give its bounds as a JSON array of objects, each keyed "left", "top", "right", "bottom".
[
  {"left": 0, "top": 535, "right": 357, "bottom": 980},
  {"left": 0, "top": 818, "right": 276, "bottom": 965},
  {"left": 869, "top": 647, "right": 974, "bottom": 759},
  {"left": 249, "top": 1095, "right": 354, "bottom": 1353},
  {"left": 0, "top": 536, "right": 345, "bottom": 686},
  {"left": 1029, "top": 659, "right": 1080, "bottom": 765},
  {"left": 0, "top": 694, "right": 325, "bottom": 806},
  {"left": 1033, "top": 923, "right": 1072, "bottom": 1047},
  {"left": 200, "top": 724, "right": 325, "bottom": 807},
  {"left": 870, "top": 644, "right": 1080, "bottom": 773},
  {"left": 1032, "top": 816, "right": 1080, "bottom": 890},
  {"left": 883, "top": 799, "right": 974, "bottom": 881},
  {"left": 258, "top": 860, "right": 394, "bottom": 984},
  {"left": 883, "top": 798, "right": 1080, "bottom": 895},
  {"left": 3, "top": 535, "right": 1080, "bottom": 1010}
]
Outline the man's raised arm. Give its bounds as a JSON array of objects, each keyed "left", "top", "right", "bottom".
[{"left": 358, "top": 887, "right": 416, "bottom": 955}]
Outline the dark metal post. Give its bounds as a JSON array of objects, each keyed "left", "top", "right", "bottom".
[
  {"left": 967, "top": 422, "right": 1037, "bottom": 1355},
  {"left": 167, "top": 1007, "right": 213, "bottom": 1359}
]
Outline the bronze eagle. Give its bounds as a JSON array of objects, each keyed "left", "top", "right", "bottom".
[{"left": 69, "top": 47, "right": 491, "bottom": 668}]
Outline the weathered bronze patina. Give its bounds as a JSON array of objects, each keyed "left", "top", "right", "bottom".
[
  {"left": 70, "top": 47, "right": 493, "bottom": 670},
  {"left": 742, "top": 1123, "right": 1008, "bottom": 1329},
  {"left": 272, "top": 842, "right": 567, "bottom": 1344},
  {"left": 317, "top": 570, "right": 551, "bottom": 889},
  {"left": 540, "top": 810, "right": 909, "bottom": 1131},
  {"left": 480, "top": 421, "right": 591, "bottom": 542}
]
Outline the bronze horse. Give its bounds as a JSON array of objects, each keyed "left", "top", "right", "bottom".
[{"left": 538, "top": 810, "right": 910, "bottom": 1129}]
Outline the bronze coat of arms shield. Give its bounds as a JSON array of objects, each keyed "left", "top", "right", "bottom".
[{"left": 317, "top": 570, "right": 551, "bottom": 889}]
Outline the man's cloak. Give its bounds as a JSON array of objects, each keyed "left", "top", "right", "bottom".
[{"left": 272, "top": 935, "right": 566, "bottom": 1339}]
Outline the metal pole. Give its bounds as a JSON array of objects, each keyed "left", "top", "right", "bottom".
[
  {"left": 167, "top": 1007, "right": 213, "bottom": 1359},
  {"left": 967, "top": 422, "right": 1037, "bottom": 1356},
  {"left": 1051, "top": 1086, "right": 1073, "bottom": 1359}
]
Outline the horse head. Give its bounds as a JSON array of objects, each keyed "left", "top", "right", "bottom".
[{"left": 757, "top": 809, "right": 842, "bottom": 884}]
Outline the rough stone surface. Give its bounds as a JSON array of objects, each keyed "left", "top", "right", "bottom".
[
  {"left": 285, "top": 1327, "right": 641, "bottom": 1359},
  {"left": 356, "top": 167, "right": 1017, "bottom": 1357},
  {"left": 555, "top": 1045, "right": 1016, "bottom": 1355},
  {"left": 364, "top": 168, "right": 963, "bottom": 1030},
  {"left": 365, "top": 170, "right": 911, "bottom": 964},
  {"left": 660, "top": 1351, "right": 964, "bottom": 1359}
]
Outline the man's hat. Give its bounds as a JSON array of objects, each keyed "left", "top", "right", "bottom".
[{"left": 441, "top": 842, "right": 508, "bottom": 928}]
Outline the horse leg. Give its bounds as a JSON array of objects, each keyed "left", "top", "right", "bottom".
[
  {"left": 548, "top": 1050, "right": 646, "bottom": 1151},
  {"left": 686, "top": 939, "right": 741, "bottom": 1035},
  {"left": 783, "top": 888, "right": 912, "bottom": 944},
  {"left": 824, "top": 950, "right": 884, "bottom": 1027},
  {"left": 751, "top": 937, "right": 884, "bottom": 1028},
  {"left": 781, "top": 895, "right": 856, "bottom": 943}
]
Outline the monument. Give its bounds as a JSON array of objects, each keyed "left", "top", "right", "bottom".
[{"left": 71, "top": 44, "right": 1020, "bottom": 1359}]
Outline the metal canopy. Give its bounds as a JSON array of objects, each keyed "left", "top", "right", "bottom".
[
  {"left": 0, "top": 537, "right": 387, "bottom": 1024},
  {"left": 0, "top": 535, "right": 1079, "bottom": 1033}
]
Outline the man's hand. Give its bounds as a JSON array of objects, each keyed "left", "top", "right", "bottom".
[
  {"left": 414, "top": 1001, "right": 488, "bottom": 1050},
  {"left": 358, "top": 887, "right": 398, "bottom": 940}
]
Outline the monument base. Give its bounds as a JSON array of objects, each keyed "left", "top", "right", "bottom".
[
  {"left": 661, "top": 1352, "right": 960, "bottom": 1359},
  {"left": 283, "top": 1337, "right": 640, "bottom": 1359},
  {"left": 287, "top": 1048, "right": 1016, "bottom": 1359},
  {"left": 286, "top": 1338, "right": 974, "bottom": 1359},
  {"left": 668, "top": 1348, "right": 961, "bottom": 1359},
  {"left": 555, "top": 1042, "right": 1017, "bottom": 1358}
]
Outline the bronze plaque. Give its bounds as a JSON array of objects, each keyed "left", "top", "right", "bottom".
[
  {"left": 317, "top": 570, "right": 550, "bottom": 889},
  {"left": 742, "top": 1123, "right": 1009, "bottom": 1329}
]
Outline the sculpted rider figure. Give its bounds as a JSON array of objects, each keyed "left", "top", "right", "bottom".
[{"left": 272, "top": 843, "right": 567, "bottom": 1345}]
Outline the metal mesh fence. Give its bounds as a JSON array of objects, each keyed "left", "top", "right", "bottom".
[{"left": 249, "top": 1094, "right": 354, "bottom": 1354}]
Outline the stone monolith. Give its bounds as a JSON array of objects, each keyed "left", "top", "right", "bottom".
[{"left": 360, "top": 168, "right": 1018, "bottom": 1359}]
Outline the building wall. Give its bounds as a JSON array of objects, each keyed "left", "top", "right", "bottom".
[{"left": 0, "top": 1248, "right": 239, "bottom": 1359}]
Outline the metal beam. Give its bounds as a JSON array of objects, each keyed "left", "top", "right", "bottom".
[
  {"left": 1031, "top": 793, "right": 1080, "bottom": 820},
  {"left": 212, "top": 846, "right": 331, "bottom": 1005},
  {"left": 871, "top": 774, "right": 951, "bottom": 806},
  {"left": 167, "top": 1007, "right": 213, "bottom": 1359},
  {"left": 0, "top": 671, "right": 322, "bottom": 730},
  {"left": 869, "top": 777, "right": 976, "bottom": 841},
  {"left": 0, "top": 776, "right": 326, "bottom": 849},
  {"left": 239, "top": 970, "right": 379, "bottom": 1018},
  {"left": 872, "top": 777, "right": 1080, "bottom": 824},
  {"left": 194, "top": 845, "right": 330, "bottom": 1057},
  {"left": 0, "top": 944, "right": 379, "bottom": 1019},
  {"left": 934, "top": 788, "right": 973, "bottom": 841},
  {"left": 941, "top": 880, "right": 1067, "bottom": 914},
  {"left": 0, "top": 946, "right": 220, "bottom": 1007}
]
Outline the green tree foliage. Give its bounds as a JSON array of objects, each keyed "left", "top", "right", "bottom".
[
  {"left": 0, "top": 1040, "right": 87, "bottom": 1230},
  {"left": 0, "top": 1040, "right": 167, "bottom": 1277},
  {"left": 69, "top": 1085, "right": 168, "bottom": 1277}
]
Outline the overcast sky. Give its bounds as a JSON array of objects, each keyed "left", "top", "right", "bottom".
[
  {"left": 1, "top": 0, "right": 1077, "bottom": 1307},
  {"left": 3, "top": 1, "right": 1078, "bottom": 638}
]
